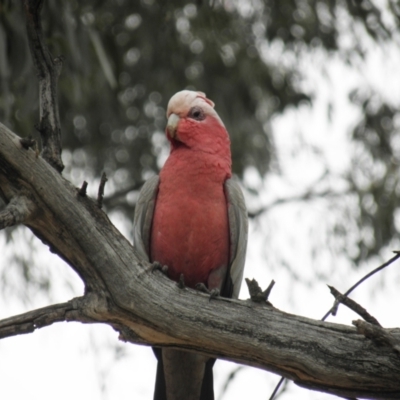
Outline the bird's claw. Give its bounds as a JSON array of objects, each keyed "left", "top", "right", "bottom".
[
  {"left": 151, "top": 261, "right": 168, "bottom": 275},
  {"left": 195, "top": 283, "right": 220, "bottom": 301},
  {"left": 209, "top": 288, "right": 220, "bottom": 300},
  {"left": 195, "top": 283, "right": 208, "bottom": 293},
  {"left": 178, "top": 273, "right": 186, "bottom": 289}
]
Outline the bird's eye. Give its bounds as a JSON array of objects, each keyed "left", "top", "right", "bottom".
[{"left": 188, "top": 106, "right": 205, "bottom": 121}]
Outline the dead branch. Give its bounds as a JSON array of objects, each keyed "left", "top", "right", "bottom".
[
  {"left": 245, "top": 278, "right": 275, "bottom": 303},
  {"left": 24, "top": 0, "right": 64, "bottom": 172},
  {"left": 97, "top": 172, "right": 108, "bottom": 208},
  {"left": 322, "top": 252, "right": 400, "bottom": 320},
  {"left": 328, "top": 285, "right": 381, "bottom": 326},
  {"left": 78, "top": 181, "right": 88, "bottom": 197},
  {"left": 269, "top": 253, "right": 400, "bottom": 400},
  {"left": 0, "top": 297, "right": 86, "bottom": 339}
]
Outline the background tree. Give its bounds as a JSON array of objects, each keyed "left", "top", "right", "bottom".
[{"left": 0, "top": 0, "right": 400, "bottom": 399}]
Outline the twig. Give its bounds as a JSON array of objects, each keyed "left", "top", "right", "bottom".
[
  {"left": 322, "top": 252, "right": 400, "bottom": 321},
  {"left": 78, "top": 181, "right": 88, "bottom": 197},
  {"left": 269, "top": 252, "right": 400, "bottom": 400},
  {"left": 328, "top": 285, "right": 381, "bottom": 326},
  {"left": 217, "top": 366, "right": 244, "bottom": 400},
  {"left": 0, "top": 196, "right": 36, "bottom": 230},
  {"left": 245, "top": 278, "right": 275, "bottom": 303},
  {"left": 0, "top": 298, "right": 86, "bottom": 340},
  {"left": 268, "top": 376, "right": 289, "bottom": 400},
  {"left": 97, "top": 172, "right": 108, "bottom": 208},
  {"left": 24, "top": 0, "right": 64, "bottom": 172}
]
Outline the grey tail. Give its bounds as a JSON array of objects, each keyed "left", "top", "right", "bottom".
[{"left": 153, "top": 348, "right": 215, "bottom": 400}]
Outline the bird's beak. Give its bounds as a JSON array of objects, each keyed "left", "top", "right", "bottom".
[{"left": 166, "top": 113, "right": 180, "bottom": 139}]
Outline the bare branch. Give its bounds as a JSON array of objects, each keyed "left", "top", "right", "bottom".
[
  {"left": 328, "top": 285, "right": 381, "bottom": 326},
  {"left": 24, "top": 0, "right": 64, "bottom": 172},
  {"left": 245, "top": 278, "right": 275, "bottom": 303},
  {"left": 0, "top": 297, "right": 90, "bottom": 340},
  {"left": 322, "top": 252, "right": 400, "bottom": 321},
  {"left": 270, "top": 253, "right": 400, "bottom": 400},
  {"left": 0, "top": 196, "right": 36, "bottom": 230},
  {"left": 78, "top": 181, "right": 88, "bottom": 197},
  {"left": 268, "top": 378, "right": 290, "bottom": 400},
  {"left": 97, "top": 172, "right": 108, "bottom": 208}
]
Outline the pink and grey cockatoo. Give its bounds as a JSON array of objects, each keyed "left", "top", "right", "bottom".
[{"left": 133, "top": 90, "right": 248, "bottom": 400}]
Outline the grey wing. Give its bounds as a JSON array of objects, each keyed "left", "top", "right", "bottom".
[
  {"left": 133, "top": 175, "right": 159, "bottom": 262},
  {"left": 225, "top": 177, "right": 248, "bottom": 299}
]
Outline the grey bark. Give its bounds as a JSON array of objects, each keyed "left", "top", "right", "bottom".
[
  {"left": 24, "top": 0, "right": 64, "bottom": 172},
  {"left": 1, "top": 122, "right": 400, "bottom": 399}
]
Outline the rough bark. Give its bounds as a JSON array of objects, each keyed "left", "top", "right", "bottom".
[
  {"left": 24, "top": 0, "right": 64, "bottom": 172},
  {"left": 1, "top": 122, "right": 400, "bottom": 400}
]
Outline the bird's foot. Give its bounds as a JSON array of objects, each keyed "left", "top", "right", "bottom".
[
  {"left": 178, "top": 273, "right": 186, "bottom": 289},
  {"left": 195, "top": 283, "right": 220, "bottom": 301},
  {"left": 151, "top": 261, "right": 168, "bottom": 275}
]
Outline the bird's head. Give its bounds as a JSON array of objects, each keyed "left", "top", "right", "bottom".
[{"left": 165, "top": 90, "right": 230, "bottom": 155}]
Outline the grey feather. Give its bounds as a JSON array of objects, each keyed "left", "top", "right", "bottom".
[
  {"left": 224, "top": 178, "right": 248, "bottom": 299},
  {"left": 134, "top": 175, "right": 247, "bottom": 400},
  {"left": 133, "top": 175, "right": 159, "bottom": 262}
]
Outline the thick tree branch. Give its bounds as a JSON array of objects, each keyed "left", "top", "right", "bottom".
[
  {"left": 1, "top": 122, "right": 400, "bottom": 399},
  {"left": 24, "top": 0, "right": 64, "bottom": 172}
]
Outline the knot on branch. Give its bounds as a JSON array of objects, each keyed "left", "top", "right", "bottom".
[
  {"left": 0, "top": 196, "right": 37, "bottom": 230},
  {"left": 353, "top": 320, "right": 400, "bottom": 354}
]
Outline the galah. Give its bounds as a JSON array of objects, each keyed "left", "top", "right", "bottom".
[{"left": 133, "top": 90, "right": 248, "bottom": 400}]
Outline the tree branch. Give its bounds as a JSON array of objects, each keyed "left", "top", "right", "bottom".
[
  {"left": 24, "top": 0, "right": 64, "bottom": 172},
  {"left": 1, "top": 121, "right": 400, "bottom": 399},
  {"left": 328, "top": 285, "right": 381, "bottom": 326},
  {"left": 97, "top": 172, "right": 108, "bottom": 208},
  {"left": 0, "top": 297, "right": 91, "bottom": 339}
]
